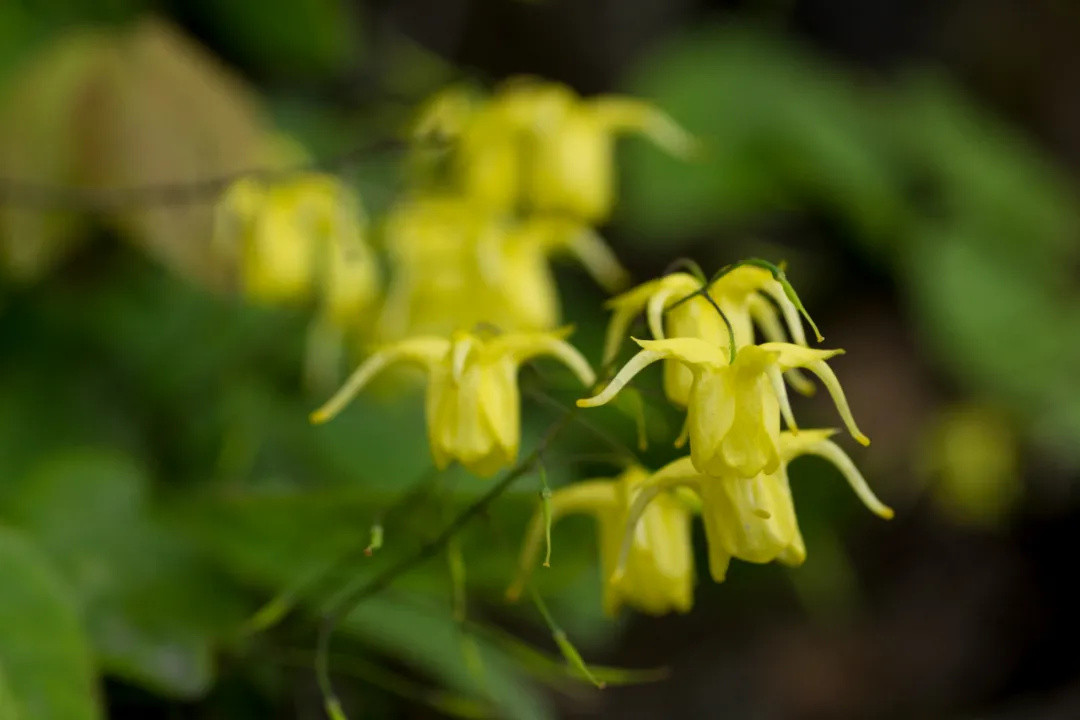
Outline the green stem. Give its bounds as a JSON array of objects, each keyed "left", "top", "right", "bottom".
[
  {"left": 315, "top": 408, "right": 579, "bottom": 717},
  {"left": 528, "top": 586, "right": 605, "bottom": 689}
]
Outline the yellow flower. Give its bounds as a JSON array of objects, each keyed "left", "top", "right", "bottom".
[
  {"left": 506, "top": 83, "right": 696, "bottom": 222},
  {"left": 377, "top": 196, "right": 627, "bottom": 340},
  {"left": 213, "top": 174, "right": 378, "bottom": 328},
  {"left": 618, "top": 430, "right": 892, "bottom": 583},
  {"left": 601, "top": 267, "right": 813, "bottom": 405},
  {"left": 411, "top": 79, "right": 695, "bottom": 222},
  {"left": 579, "top": 338, "right": 869, "bottom": 478},
  {"left": 507, "top": 466, "right": 695, "bottom": 616},
  {"left": 376, "top": 196, "right": 500, "bottom": 339},
  {"left": 311, "top": 329, "right": 595, "bottom": 477}
]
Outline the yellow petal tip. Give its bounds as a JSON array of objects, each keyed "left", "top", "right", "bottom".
[
  {"left": 879, "top": 506, "right": 895, "bottom": 520},
  {"left": 856, "top": 434, "right": 871, "bottom": 447},
  {"left": 309, "top": 410, "right": 330, "bottom": 425}
]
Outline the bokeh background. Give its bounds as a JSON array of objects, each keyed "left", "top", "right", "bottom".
[{"left": 3, "top": 1, "right": 1080, "bottom": 718}]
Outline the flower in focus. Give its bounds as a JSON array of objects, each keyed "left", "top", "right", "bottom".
[
  {"left": 602, "top": 266, "right": 813, "bottom": 405},
  {"left": 412, "top": 78, "right": 696, "bottom": 222},
  {"left": 619, "top": 430, "right": 892, "bottom": 583},
  {"left": 311, "top": 329, "right": 595, "bottom": 477},
  {"left": 213, "top": 173, "right": 378, "bottom": 330},
  {"left": 507, "top": 466, "right": 695, "bottom": 616},
  {"left": 376, "top": 196, "right": 627, "bottom": 340},
  {"left": 579, "top": 338, "right": 869, "bottom": 478}
]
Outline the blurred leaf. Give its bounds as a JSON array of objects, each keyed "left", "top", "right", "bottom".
[
  {"left": 906, "top": 225, "right": 1080, "bottom": 456},
  {"left": 185, "top": 0, "right": 362, "bottom": 78},
  {"left": 889, "top": 74, "right": 1078, "bottom": 267},
  {"left": 0, "top": 525, "right": 102, "bottom": 720},
  {"left": 342, "top": 595, "right": 552, "bottom": 720},
  {"left": 0, "top": 667, "right": 16, "bottom": 719},
  {"left": 619, "top": 24, "right": 902, "bottom": 242},
  {"left": 3, "top": 449, "right": 248, "bottom": 698}
]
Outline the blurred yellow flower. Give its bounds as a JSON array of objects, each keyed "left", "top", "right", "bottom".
[
  {"left": 579, "top": 338, "right": 868, "bottom": 478},
  {"left": 602, "top": 267, "right": 812, "bottom": 405},
  {"left": 922, "top": 404, "right": 1021, "bottom": 527},
  {"left": 621, "top": 431, "right": 892, "bottom": 583},
  {"left": 311, "top": 329, "right": 595, "bottom": 477},
  {"left": 213, "top": 174, "right": 378, "bottom": 330},
  {"left": 508, "top": 466, "right": 695, "bottom": 616},
  {"left": 412, "top": 79, "right": 695, "bottom": 222},
  {"left": 376, "top": 196, "right": 626, "bottom": 340}
]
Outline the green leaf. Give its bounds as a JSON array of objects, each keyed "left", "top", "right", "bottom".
[
  {"left": 341, "top": 595, "right": 552, "bottom": 720},
  {"left": 3, "top": 449, "right": 248, "bottom": 698},
  {"left": 185, "top": 0, "right": 363, "bottom": 78},
  {"left": 0, "top": 525, "right": 102, "bottom": 720}
]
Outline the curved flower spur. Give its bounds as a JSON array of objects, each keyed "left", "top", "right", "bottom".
[{"left": 579, "top": 337, "right": 869, "bottom": 478}]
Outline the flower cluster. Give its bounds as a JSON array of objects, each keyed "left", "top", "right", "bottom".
[
  {"left": 215, "top": 78, "right": 892, "bottom": 620},
  {"left": 282, "top": 78, "right": 691, "bottom": 476},
  {"left": 511, "top": 265, "right": 893, "bottom": 615}
]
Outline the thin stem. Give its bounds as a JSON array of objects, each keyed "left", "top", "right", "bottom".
[
  {"left": 523, "top": 384, "right": 639, "bottom": 466},
  {"left": 710, "top": 258, "right": 822, "bottom": 342},
  {"left": 528, "top": 585, "right": 605, "bottom": 689},
  {"left": 0, "top": 138, "right": 406, "bottom": 210},
  {"left": 315, "top": 408, "right": 579, "bottom": 716},
  {"left": 662, "top": 257, "right": 706, "bottom": 283},
  {"left": 698, "top": 289, "right": 738, "bottom": 364}
]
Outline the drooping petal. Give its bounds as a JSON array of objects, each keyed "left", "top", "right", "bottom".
[
  {"left": 699, "top": 473, "right": 799, "bottom": 564},
  {"left": 478, "top": 358, "right": 522, "bottom": 465},
  {"left": 451, "top": 334, "right": 475, "bottom": 382},
  {"left": 600, "top": 485, "right": 695, "bottom": 616},
  {"left": 610, "top": 460, "right": 701, "bottom": 582},
  {"left": 310, "top": 337, "right": 449, "bottom": 423},
  {"left": 717, "top": 369, "right": 781, "bottom": 478},
  {"left": 441, "top": 363, "right": 503, "bottom": 477},
  {"left": 686, "top": 372, "right": 737, "bottom": 473}
]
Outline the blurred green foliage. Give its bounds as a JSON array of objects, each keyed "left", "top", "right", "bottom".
[{"left": 2, "top": 9, "right": 1079, "bottom": 720}]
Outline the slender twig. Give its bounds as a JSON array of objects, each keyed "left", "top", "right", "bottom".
[
  {"left": 0, "top": 139, "right": 404, "bottom": 210},
  {"left": 523, "top": 384, "right": 639, "bottom": 465}
]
